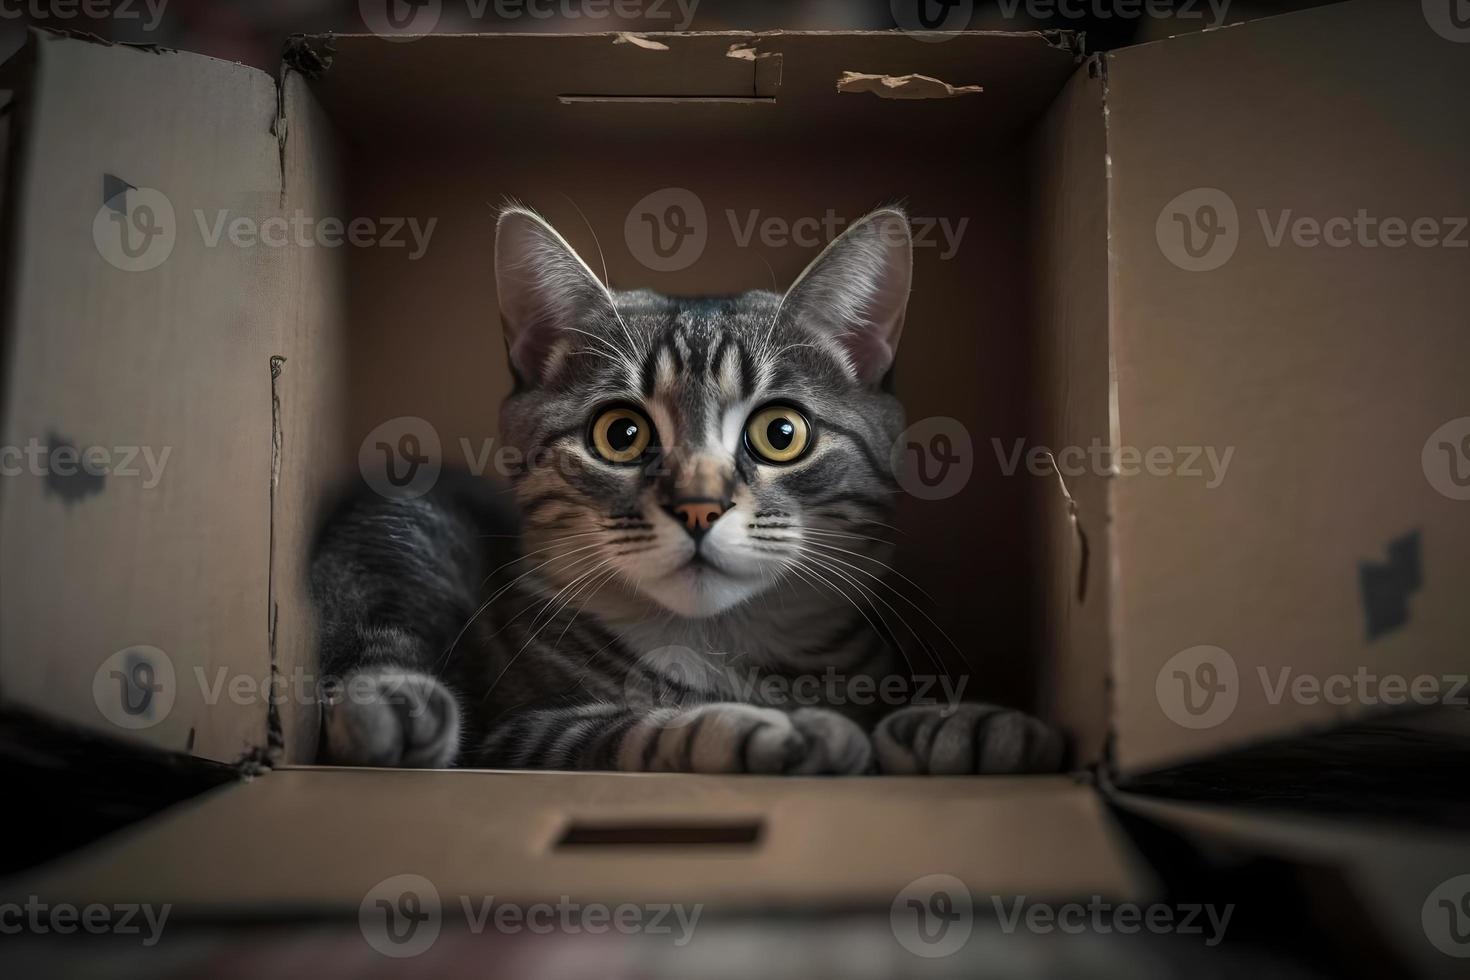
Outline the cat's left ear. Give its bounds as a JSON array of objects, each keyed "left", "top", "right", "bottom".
[{"left": 780, "top": 207, "right": 912, "bottom": 386}]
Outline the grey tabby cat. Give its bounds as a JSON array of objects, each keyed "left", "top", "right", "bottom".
[{"left": 312, "top": 205, "right": 1064, "bottom": 775}]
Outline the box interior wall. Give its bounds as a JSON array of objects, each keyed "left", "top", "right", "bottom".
[{"left": 273, "top": 31, "right": 1107, "bottom": 766}]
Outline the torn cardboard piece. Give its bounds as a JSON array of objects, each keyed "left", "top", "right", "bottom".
[
  {"left": 836, "top": 71, "right": 983, "bottom": 100},
  {"left": 613, "top": 32, "right": 669, "bottom": 52}
]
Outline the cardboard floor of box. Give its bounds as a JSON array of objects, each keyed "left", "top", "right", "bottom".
[{"left": 8, "top": 769, "right": 1152, "bottom": 911}]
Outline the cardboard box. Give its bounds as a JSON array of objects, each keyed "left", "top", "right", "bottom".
[{"left": 0, "top": 1, "right": 1466, "bottom": 968}]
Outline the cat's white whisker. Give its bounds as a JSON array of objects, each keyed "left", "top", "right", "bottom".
[
  {"left": 436, "top": 541, "right": 608, "bottom": 671},
  {"left": 792, "top": 545, "right": 954, "bottom": 675}
]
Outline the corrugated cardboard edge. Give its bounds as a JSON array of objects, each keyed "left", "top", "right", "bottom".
[
  {"left": 1029, "top": 54, "right": 1114, "bottom": 771},
  {"left": 6, "top": 770, "right": 1155, "bottom": 911},
  {"left": 266, "top": 67, "right": 351, "bottom": 766}
]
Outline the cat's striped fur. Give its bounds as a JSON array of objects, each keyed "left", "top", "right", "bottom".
[{"left": 312, "top": 206, "right": 1064, "bottom": 775}]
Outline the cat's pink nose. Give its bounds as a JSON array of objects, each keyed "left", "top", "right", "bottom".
[{"left": 667, "top": 499, "right": 729, "bottom": 538}]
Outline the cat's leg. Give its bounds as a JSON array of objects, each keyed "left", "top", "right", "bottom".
[
  {"left": 311, "top": 473, "right": 513, "bottom": 767},
  {"left": 871, "top": 703, "right": 1066, "bottom": 775},
  {"left": 474, "top": 701, "right": 873, "bottom": 775}
]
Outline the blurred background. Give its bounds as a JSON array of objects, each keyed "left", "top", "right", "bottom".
[{"left": 0, "top": 0, "right": 1341, "bottom": 71}]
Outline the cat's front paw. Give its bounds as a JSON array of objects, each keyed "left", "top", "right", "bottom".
[
  {"left": 322, "top": 669, "right": 461, "bottom": 768},
  {"left": 873, "top": 703, "right": 1065, "bottom": 775},
  {"left": 639, "top": 704, "right": 872, "bottom": 775}
]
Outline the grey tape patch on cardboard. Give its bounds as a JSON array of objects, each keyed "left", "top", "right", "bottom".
[
  {"left": 836, "top": 71, "right": 983, "bottom": 100},
  {"left": 1042, "top": 29, "right": 1084, "bottom": 57},
  {"left": 101, "top": 173, "right": 133, "bottom": 211},
  {"left": 42, "top": 432, "right": 106, "bottom": 504},
  {"left": 283, "top": 34, "right": 336, "bottom": 79},
  {"left": 1359, "top": 530, "right": 1421, "bottom": 640}
]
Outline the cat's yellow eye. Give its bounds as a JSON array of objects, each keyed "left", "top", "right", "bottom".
[
  {"left": 589, "top": 406, "right": 654, "bottom": 464},
  {"left": 745, "top": 404, "right": 812, "bottom": 464}
]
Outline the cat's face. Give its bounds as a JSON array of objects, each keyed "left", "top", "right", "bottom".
[{"left": 494, "top": 207, "right": 912, "bottom": 620}]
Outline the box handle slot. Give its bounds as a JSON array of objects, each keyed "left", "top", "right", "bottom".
[{"left": 556, "top": 820, "right": 763, "bottom": 848}]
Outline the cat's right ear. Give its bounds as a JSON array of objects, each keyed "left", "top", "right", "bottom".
[{"left": 494, "top": 206, "right": 614, "bottom": 382}]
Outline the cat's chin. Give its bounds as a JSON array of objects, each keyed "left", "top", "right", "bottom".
[{"left": 643, "top": 561, "right": 768, "bottom": 619}]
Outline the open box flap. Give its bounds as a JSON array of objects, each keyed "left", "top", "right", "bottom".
[
  {"left": 0, "top": 31, "right": 284, "bottom": 764},
  {"left": 1114, "top": 793, "right": 1470, "bottom": 979},
  {"left": 1102, "top": 0, "right": 1470, "bottom": 776},
  {"left": 8, "top": 769, "right": 1152, "bottom": 910},
  {"left": 266, "top": 70, "right": 350, "bottom": 766},
  {"left": 1030, "top": 59, "right": 1112, "bottom": 770}
]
